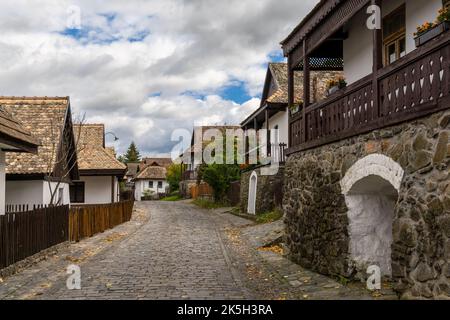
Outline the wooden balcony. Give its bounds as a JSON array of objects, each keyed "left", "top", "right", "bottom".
[
  {"left": 288, "top": 33, "right": 450, "bottom": 154},
  {"left": 182, "top": 170, "right": 197, "bottom": 181}
]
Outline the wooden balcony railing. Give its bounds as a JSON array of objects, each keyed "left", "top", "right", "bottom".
[
  {"left": 289, "top": 33, "right": 450, "bottom": 154},
  {"left": 182, "top": 170, "right": 197, "bottom": 181}
]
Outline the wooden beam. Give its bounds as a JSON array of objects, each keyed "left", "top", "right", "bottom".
[
  {"left": 288, "top": 55, "right": 294, "bottom": 148},
  {"left": 372, "top": 0, "right": 383, "bottom": 120},
  {"left": 265, "top": 108, "right": 270, "bottom": 155},
  {"left": 302, "top": 40, "right": 310, "bottom": 143}
]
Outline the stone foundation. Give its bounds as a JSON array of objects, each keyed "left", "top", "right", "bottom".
[
  {"left": 283, "top": 110, "right": 450, "bottom": 299},
  {"left": 240, "top": 166, "right": 284, "bottom": 215}
]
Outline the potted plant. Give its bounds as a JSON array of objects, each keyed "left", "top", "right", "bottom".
[
  {"left": 289, "top": 101, "right": 302, "bottom": 115},
  {"left": 414, "top": 8, "right": 450, "bottom": 47},
  {"left": 326, "top": 76, "right": 347, "bottom": 96}
]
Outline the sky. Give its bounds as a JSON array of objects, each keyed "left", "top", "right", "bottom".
[{"left": 0, "top": 0, "right": 318, "bottom": 157}]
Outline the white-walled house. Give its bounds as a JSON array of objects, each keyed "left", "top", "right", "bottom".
[
  {"left": 241, "top": 63, "right": 340, "bottom": 162},
  {"left": 2, "top": 97, "right": 79, "bottom": 208},
  {"left": 341, "top": 0, "right": 444, "bottom": 84},
  {"left": 71, "top": 124, "right": 127, "bottom": 205},
  {"left": 0, "top": 106, "right": 39, "bottom": 214},
  {"left": 134, "top": 165, "right": 169, "bottom": 201}
]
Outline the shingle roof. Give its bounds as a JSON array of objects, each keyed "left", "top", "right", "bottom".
[
  {"left": 1, "top": 97, "right": 70, "bottom": 175},
  {"left": 125, "top": 162, "right": 140, "bottom": 177},
  {"left": 140, "top": 157, "right": 173, "bottom": 169},
  {"left": 73, "top": 124, "right": 126, "bottom": 173},
  {"left": 266, "top": 63, "right": 341, "bottom": 105},
  {"left": 0, "top": 106, "right": 40, "bottom": 151},
  {"left": 135, "top": 165, "right": 167, "bottom": 180}
]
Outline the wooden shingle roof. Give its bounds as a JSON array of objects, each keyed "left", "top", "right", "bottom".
[
  {"left": 135, "top": 165, "right": 167, "bottom": 180},
  {"left": 74, "top": 124, "right": 126, "bottom": 174},
  {"left": 1, "top": 97, "right": 71, "bottom": 175},
  {"left": 0, "top": 106, "right": 39, "bottom": 152}
]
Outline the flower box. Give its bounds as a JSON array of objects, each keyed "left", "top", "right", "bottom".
[
  {"left": 289, "top": 105, "right": 299, "bottom": 115},
  {"left": 415, "top": 21, "right": 450, "bottom": 47},
  {"left": 328, "top": 85, "right": 340, "bottom": 96}
]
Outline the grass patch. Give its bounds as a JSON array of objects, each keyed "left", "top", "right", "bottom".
[
  {"left": 160, "top": 194, "right": 182, "bottom": 202},
  {"left": 191, "top": 199, "right": 228, "bottom": 209},
  {"left": 255, "top": 209, "right": 284, "bottom": 224}
]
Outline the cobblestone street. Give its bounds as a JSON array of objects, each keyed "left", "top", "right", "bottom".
[{"left": 0, "top": 202, "right": 397, "bottom": 300}]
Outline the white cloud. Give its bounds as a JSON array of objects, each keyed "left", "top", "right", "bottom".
[{"left": 0, "top": 0, "right": 318, "bottom": 155}]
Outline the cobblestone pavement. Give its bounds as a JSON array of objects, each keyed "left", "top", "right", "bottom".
[{"left": 0, "top": 201, "right": 398, "bottom": 300}]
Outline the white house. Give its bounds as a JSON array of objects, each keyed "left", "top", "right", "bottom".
[
  {"left": 134, "top": 164, "right": 169, "bottom": 201},
  {"left": 2, "top": 97, "right": 79, "bottom": 208},
  {"left": 0, "top": 106, "right": 39, "bottom": 214},
  {"left": 241, "top": 63, "right": 341, "bottom": 161},
  {"left": 71, "top": 124, "right": 127, "bottom": 205}
]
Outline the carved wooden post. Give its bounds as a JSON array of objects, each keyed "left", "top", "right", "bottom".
[
  {"left": 288, "top": 55, "right": 294, "bottom": 148},
  {"left": 303, "top": 39, "right": 310, "bottom": 143},
  {"left": 265, "top": 108, "right": 270, "bottom": 155},
  {"left": 372, "top": 0, "right": 383, "bottom": 119}
]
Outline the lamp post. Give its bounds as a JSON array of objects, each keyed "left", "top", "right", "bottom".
[{"left": 105, "top": 132, "right": 119, "bottom": 142}]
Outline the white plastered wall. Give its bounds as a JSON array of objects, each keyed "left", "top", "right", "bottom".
[
  {"left": 78, "top": 176, "right": 115, "bottom": 205},
  {"left": 6, "top": 180, "right": 70, "bottom": 207},
  {"left": 341, "top": 154, "right": 405, "bottom": 276},
  {"left": 0, "top": 151, "right": 5, "bottom": 215},
  {"left": 343, "top": 0, "right": 442, "bottom": 84}
]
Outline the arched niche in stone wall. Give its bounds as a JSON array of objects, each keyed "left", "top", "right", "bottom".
[
  {"left": 247, "top": 171, "right": 258, "bottom": 215},
  {"left": 341, "top": 154, "right": 405, "bottom": 277}
]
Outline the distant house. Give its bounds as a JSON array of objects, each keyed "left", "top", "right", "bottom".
[
  {"left": 179, "top": 125, "right": 240, "bottom": 198},
  {"left": 140, "top": 157, "right": 173, "bottom": 169},
  {"left": 134, "top": 164, "right": 169, "bottom": 201},
  {"left": 241, "top": 63, "right": 341, "bottom": 159},
  {"left": 72, "top": 124, "right": 127, "bottom": 205},
  {"left": 240, "top": 63, "right": 340, "bottom": 214},
  {"left": 0, "top": 106, "right": 39, "bottom": 214},
  {"left": 2, "top": 97, "right": 79, "bottom": 207},
  {"left": 124, "top": 162, "right": 140, "bottom": 183}
]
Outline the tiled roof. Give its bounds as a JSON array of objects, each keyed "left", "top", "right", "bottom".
[
  {"left": 266, "top": 63, "right": 341, "bottom": 104},
  {"left": 76, "top": 147, "right": 126, "bottom": 172},
  {"left": 0, "top": 106, "right": 40, "bottom": 151},
  {"left": 125, "top": 162, "right": 140, "bottom": 177},
  {"left": 135, "top": 165, "right": 167, "bottom": 180},
  {"left": 74, "top": 123, "right": 105, "bottom": 148},
  {"left": 73, "top": 124, "right": 126, "bottom": 173},
  {"left": 140, "top": 157, "right": 173, "bottom": 169},
  {"left": 1, "top": 97, "right": 70, "bottom": 175}
]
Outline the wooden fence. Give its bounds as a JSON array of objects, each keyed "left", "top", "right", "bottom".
[
  {"left": 69, "top": 201, "right": 134, "bottom": 242},
  {"left": 190, "top": 183, "right": 214, "bottom": 200},
  {"left": 227, "top": 181, "right": 241, "bottom": 206},
  {"left": 0, "top": 206, "right": 69, "bottom": 269}
]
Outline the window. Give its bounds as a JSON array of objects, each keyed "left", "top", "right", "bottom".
[
  {"left": 383, "top": 5, "right": 406, "bottom": 66},
  {"left": 148, "top": 181, "right": 154, "bottom": 188},
  {"left": 70, "top": 182, "right": 85, "bottom": 203},
  {"left": 158, "top": 181, "right": 163, "bottom": 189}
]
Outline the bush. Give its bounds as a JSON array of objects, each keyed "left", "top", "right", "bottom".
[{"left": 255, "top": 209, "right": 284, "bottom": 224}]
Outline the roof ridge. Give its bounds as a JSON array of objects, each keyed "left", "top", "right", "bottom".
[{"left": 0, "top": 96, "right": 69, "bottom": 100}]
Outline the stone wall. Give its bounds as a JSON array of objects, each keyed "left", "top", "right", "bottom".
[
  {"left": 283, "top": 109, "right": 450, "bottom": 299},
  {"left": 240, "top": 166, "right": 284, "bottom": 215}
]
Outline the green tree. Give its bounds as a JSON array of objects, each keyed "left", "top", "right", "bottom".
[
  {"left": 167, "top": 164, "right": 182, "bottom": 192},
  {"left": 200, "top": 163, "right": 240, "bottom": 202},
  {"left": 123, "top": 142, "right": 141, "bottom": 163},
  {"left": 197, "top": 134, "right": 242, "bottom": 202}
]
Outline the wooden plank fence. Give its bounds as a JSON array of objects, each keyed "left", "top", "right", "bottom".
[
  {"left": 69, "top": 201, "right": 134, "bottom": 242},
  {"left": 0, "top": 206, "right": 69, "bottom": 269},
  {"left": 190, "top": 183, "right": 214, "bottom": 200}
]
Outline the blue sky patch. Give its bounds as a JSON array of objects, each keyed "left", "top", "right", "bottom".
[{"left": 220, "top": 82, "right": 253, "bottom": 104}]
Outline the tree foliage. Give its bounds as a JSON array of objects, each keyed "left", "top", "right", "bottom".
[
  {"left": 123, "top": 141, "right": 141, "bottom": 163},
  {"left": 166, "top": 163, "right": 182, "bottom": 192}
]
